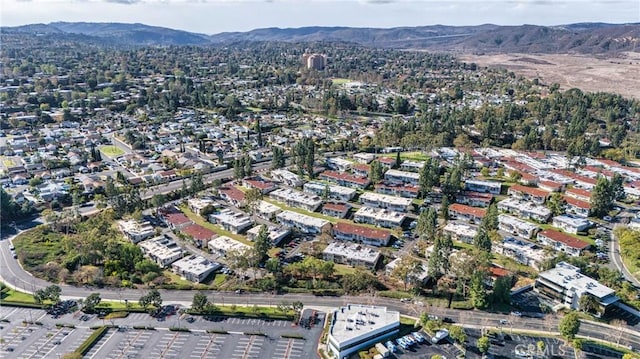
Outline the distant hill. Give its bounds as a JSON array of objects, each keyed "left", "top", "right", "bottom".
[{"left": 2, "top": 21, "right": 639, "bottom": 54}]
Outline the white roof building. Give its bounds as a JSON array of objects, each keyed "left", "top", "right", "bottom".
[
  {"left": 276, "top": 210, "right": 331, "bottom": 234},
  {"left": 535, "top": 261, "right": 619, "bottom": 314},
  {"left": 384, "top": 169, "right": 420, "bottom": 185},
  {"left": 207, "top": 235, "right": 251, "bottom": 257},
  {"left": 326, "top": 157, "right": 353, "bottom": 172},
  {"left": 171, "top": 255, "right": 221, "bottom": 283},
  {"left": 498, "top": 214, "right": 541, "bottom": 239},
  {"left": 271, "top": 169, "right": 303, "bottom": 187},
  {"left": 552, "top": 215, "right": 591, "bottom": 234},
  {"left": 270, "top": 187, "right": 323, "bottom": 212},
  {"left": 255, "top": 200, "right": 282, "bottom": 221},
  {"left": 465, "top": 179, "right": 502, "bottom": 194},
  {"left": 303, "top": 181, "right": 357, "bottom": 201},
  {"left": 209, "top": 209, "right": 254, "bottom": 234},
  {"left": 322, "top": 242, "right": 381, "bottom": 269},
  {"left": 246, "top": 225, "right": 291, "bottom": 246},
  {"left": 497, "top": 197, "right": 552, "bottom": 222},
  {"left": 443, "top": 222, "right": 478, "bottom": 244},
  {"left": 359, "top": 192, "right": 413, "bottom": 213},
  {"left": 139, "top": 235, "right": 184, "bottom": 268},
  {"left": 494, "top": 237, "right": 547, "bottom": 270},
  {"left": 328, "top": 304, "right": 400, "bottom": 359},
  {"left": 118, "top": 219, "right": 155, "bottom": 244},
  {"left": 354, "top": 206, "right": 406, "bottom": 229}
]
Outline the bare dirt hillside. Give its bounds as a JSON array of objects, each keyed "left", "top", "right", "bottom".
[{"left": 458, "top": 52, "right": 640, "bottom": 99}]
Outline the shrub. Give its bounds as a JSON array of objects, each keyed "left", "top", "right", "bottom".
[
  {"left": 206, "top": 329, "right": 228, "bottom": 334},
  {"left": 169, "top": 327, "right": 190, "bottom": 332},
  {"left": 281, "top": 334, "right": 305, "bottom": 339},
  {"left": 104, "top": 311, "right": 128, "bottom": 319},
  {"left": 75, "top": 326, "right": 109, "bottom": 356}
]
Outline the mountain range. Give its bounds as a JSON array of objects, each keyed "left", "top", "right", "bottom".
[{"left": 2, "top": 21, "right": 639, "bottom": 54}]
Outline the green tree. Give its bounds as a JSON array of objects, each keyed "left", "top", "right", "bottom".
[
  {"left": 477, "top": 336, "right": 490, "bottom": 354},
  {"left": 369, "top": 160, "right": 385, "bottom": 184},
  {"left": 419, "top": 157, "right": 440, "bottom": 197},
  {"left": 491, "top": 275, "right": 512, "bottom": 305},
  {"left": 147, "top": 289, "right": 163, "bottom": 307},
  {"left": 558, "top": 311, "right": 581, "bottom": 341},
  {"left": 473, "top": 229, "right": 492, "bottom": 252},
  {"left": 470, "top": 271, "right": 488, "bottom": 309},
  {"left": 448, "top": 325, "right": 467, "bottom": 344},
  {"left": 578, "top": 293, "right": 600, "bottom": 315},
  {"left": 480, "top": 202, "right": 499, "bottom": 232},
  {"left": 391, "top": 256, "right": 423, "bottom": 291},
  {"left": 192, "top": 292, "right": 208, "bottom": 312},
  {"left": 271, "top": 146, "right": 285, "bottom": 169},
  {"left": 245, "top": 187, "right": 262, "bottom": 214},
  {"left": 548, "top": 192, "right": 566, "bottom": 216},
  {"left": 341, "top": 269, "right": 378, "bottom": 293},
  {"left": 428, "top": 234, "right": 453, "bottom": 279},
  {"left": 84, "top": 293, "right": 101, "bottom": 313},
  {"left": 253, "top": 224, "right": 272, "bottom": 263},
  {"left": 416, "top": 207, "right": 438, "bottom": 240}
]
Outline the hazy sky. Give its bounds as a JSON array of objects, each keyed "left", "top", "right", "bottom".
[{"left": 1, "top": 0, "right": 638, "bottom": 34}]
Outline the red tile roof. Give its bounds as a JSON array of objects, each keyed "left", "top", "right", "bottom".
[
  {"left": 165, "top": 212, "right": 193, "bottom": 226},
  {"left": 379, "top": 157, "right": 397, "bottom": 164},
  {"left": 538, "top": 229, "right": 590, "bottom": 250},
  {"left": 376, "top": 183, "right": 420, "bottom": 193},
  {"left": 566, "top": 187, "right": 591, "bottom": 199},
  {"left": 320, "top": 171, "right": 370, "bottom": 185},
  {"left": 449, "top": 203, "right": 487, "bottom": 218},
  {"left": 509, "top": 184, "right": 550, "bottom": 199},
  {"left": 323, "top": 203, "right": 350, "bottom": 212},
  {"left": 538, "top": 180, "right": 562, "bottom": 191},
  {"left": 333, "top": 222, "right": 391, "bottom": 241},
  {"left": 244, "top": 178, "right": 276, "bottom": 190},
  {"left": 353, "top": 164, "right": 371, "bottom": 172},
  {"left": 489, "top": 266, "right": 511, "bottom": 278},
  {"left": 181, "top": 224, "right": 216, "bottom": 241},
  {"left": 219, "top": 186, "right": 246, "bottom": 202},
  {"left": 563, "top": 196, "right": 591, "bottom": 209}
]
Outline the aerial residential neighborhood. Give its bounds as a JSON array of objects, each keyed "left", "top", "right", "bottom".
[{"left": 1, "top": 11, "right": 640, "bottom": 359}]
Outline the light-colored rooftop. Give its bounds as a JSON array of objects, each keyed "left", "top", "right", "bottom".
[
  {"left": 384, "top": 169, "right": 420, "bottom": 180},
  {"left": 276, "top": 210, "right": 330, "bottom": 229},
  {"left": 330, "top": 304, "right": 400, "bottom": 344},
  {"left": 539, "top": 261, "right": 617, "bottom": 300},
  {"left": 207, "top": 235, "right": 251, "bottom": 254},
  {"left": 354, "top": 206, "right": 406, "bottom": 223},
  {"left": 323, "top": 242, "right": 381, "bottom": 264},
  {"left": 171, "top": 255, "right": 221, "bottom": 276},
  {"left": 359, "top": 192, "right": 413, "bottom": 208}
]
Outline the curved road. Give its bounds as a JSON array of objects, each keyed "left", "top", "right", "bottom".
[{"left": 610, "top": 227, "right": 640, "bottom": 287}]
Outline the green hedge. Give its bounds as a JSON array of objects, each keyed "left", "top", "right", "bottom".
[
  {"left": 0, "top": 301, "right": 44, "bottom": 309},
  {"left": 244, "top": 332, "right": 267, "bottom": 336},
  {"left": 104, "top": 311, "right": 129, "bottom": 319},
  {"left": 206, "top": 329, "right": 229, "bottom": 334},
  {"left": 75, "top": 326, "right": 109, "bottom": 356},
  {"left": 169, "top": 327, "right": 190, "bottom": 332},
  {"left": 281, "top": 334, "right": 306, "bottom": 340}
]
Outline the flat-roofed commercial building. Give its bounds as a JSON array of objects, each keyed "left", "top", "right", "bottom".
[
  {"left": 465, "top": 179, "right": 502, "bottom": 195},
  {"left": 118, "top": 219, "right": 155, "bottom": 243},
  {"left": 303, "top": 181, "right": 357, "bottom": 202},
  {"left": 383, "top": 169, "right": 420, "bottom": 186},
  {"left": 537, "top": 229, "right": 590, "bottom": 257},
  {"left": 139, "top": 235, "right": 184, "bottom": 268},
  {"left": 246, "top": 225, "right": 290, "bottom": 246},
  {"left": 207, "top": 235, "right": 251, "bottom": 257},
  {"left": 323, "top": 242, "right": 381, "bottom": 269},
  {"left": 353, "top": 207, "right": 406, "bottom": 229},
  {"left": 276, "top": 210, "right": 331, "bottom": 234},
  {"left": 443, "top": 222, "right": 478, "bottom": 244},
  {"left": 333, "top": 222, "right": 392, "bottom": 247},
  {"left": 359, "top": 192, "right": 413, "bottom": 213},
  {"left": 497, "top": 198, "right": 552, "bottom": 223},
  {"left": 498, "top": 214, "right": 540, "bottom": 239},
  {"left": 270, "top": 188, "right": 323, "bottom": 212},
  {"left": 327, "top": 304, "right": 400, "bottom": 359},
  {"left": 209, "top": 209, "right": 254, "bottom": 234},
  {"left": 535, "top": 261, "right": 619, "bottom": 315},
  {"left": 171, "top": 255, "right": 221, "bottom": 283}
]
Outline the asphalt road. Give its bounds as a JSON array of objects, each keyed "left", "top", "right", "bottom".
[{"left": 610, "top": 226, "right": 640, "bottom": 287}]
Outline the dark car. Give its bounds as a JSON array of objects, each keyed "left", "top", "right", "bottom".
[{"left": 443, "top": 317, "right": 455, "bottom": 323}]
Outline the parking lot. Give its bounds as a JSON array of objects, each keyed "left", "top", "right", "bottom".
[
  {"left": 0, "top": 306, "right": 323, "bottom": 359},
  {"left": 0, "top": 306, "right": 92, "bottom": 358},
  {"left": 379, "top": 330, "right": 463, "bottom": 359},
  {"left": 466, "top": 328, "right": 576, "bottom": 359}
]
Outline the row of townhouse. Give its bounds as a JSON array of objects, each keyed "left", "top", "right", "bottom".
[
  {"left": 208, "top": 209, "right": 254, "bottom": 234},
  {"left": 498, "top": 214, "right": 540, "bottom": 239},
  {"left": 354, "top": 206, "right": 406, "bottom": 229},
  {"left": 246, "top": 225, "right": 291, "bottom": 246},
  {"left": 383, "top": 169, "right": 420, "bottom": 186},
  {"left": 319, "top": 170, "right": 371, "bottom": 189},
  {"left": 118, "top": 219, "right": 155, "bottom": 244},
  {"left": 303, "top": 181, "right": 357, "bottom": 202},
  {"left": 270, "top": 187, "right": 323, "bottom": 212},
  {"left": 322, "top": 202, "right": 351, "bottom": 218},
  {"left": 322, "top": 242, "right": 381, "bottom": 270},
  {"left": 276, "top": 210, "right": 332, "bottom": 234},
  {"left": 563, "top": 196, "right": 591, "bottom": 217},
  {"left": 448, "top": 203, "right": 486, "bottom": 223},
  {"left": 333, "top": 222, "right": 392, "bottom": 247},
  {"left": 497, "top": 197, "right": 552, "bottom": 223},
  {"left": 271, "top": 169, "right": 304, "bottom": 187},
  {"left": 537, "top": 229, "right": 591, "bottom": 257},
  {"left": 242, "top": 177, "right": 278, "bottom": 194},
  {"left": 207, "top": 235, "right": 252, "bottom": 257},
  {"left": 443, "top": 222, "right": 478, "bottom": 244},
  {"left": 507, "top": 184, "right": 550, "bottom": 205},
  {"left": 375, "top": 183, "right": 420, "bottom": 198},
  {"left": 552, "top": 215, "right": 591, "bottom": 234},
  {"left": 464, "top": 179, "right": 502, "bottom": 195},
  {"left": 456, "top": 191, "right": 493, "bottom": 208},
  {"left": 359, "top": 192, "right": 413, "bottom": 213},
  {"left": 494, "top": 236, "right": 546, "bottom": 270}
]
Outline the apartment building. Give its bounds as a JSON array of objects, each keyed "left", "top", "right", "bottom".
[
  {"left": 507, "top": 184, "right": 550, "bottom": 205},
  {"left": 246, "top": 225, "right": 290, "bottom": 246},
  {"left": 322, "top": 202, "right": 351, "bottom": 219},
  {"left": 333, "top": 222, "right": 392, "bottom": 247},
  {"left": 303, "top": 181, "right": 357, "bottom": 202},
  {"left": 326, "top": 157, "right": 353, "bottom": 172},
  {"left": 181, "top": 223, "right": 217, "bottom": 248},
  {"left": 323, "top": 242, "right": 381, "bottom": 269},
  {"left": 319, "top": 170, "right": 371, "bottom": 190},
  {"left": 139, "top": 235, "right": 184, "bottom": 268},
  {"left": 383, "top": 169, "right": 420, "bottom": 186},
  {"left": 353, "top": 207, "right": 406, "bottom": 229},
  {"left": 209, "top": 209, "right": 254, "bottom": 234},
  {"left": 552, "top": 215, "right": 591, "bottom": 234},
  {"left": 187, "top": 197, "right": 216, "bottom": 216},
  {"left": 255, "top": 200, "right": 282, "bottom": 221},
  {"left": 443, "top": 222, "right": 478, "bottom": 244},
  {"left": 497, "top": 198, "right": 552, "bottom": 223},
  {"left": 494, "top": 237, "right": 546, "bottom": 270},
  {"left": 242, "top": 177, "right": 278, "bottom": 194},
  {"left": 271, "top": 169, "right": 303, "bottom": 187},
  {"left": 374, "top": 183, "right": 420, "bottom": 199},
  {"left": 464, "top": 179, "right": 502, "bottom": 195},
  {"left": 207, "top": 235, "right": 251, "bottom": 257},
  {"left": 563, "top": 196, "right": 591, "bottom": 217},
  {"left": 456, "top": 191, "right": 493, "bottom": 208},
  {"left": 276, "top": 210, "right": 331, "bottom": 234},
  {"left": 118, "top": 219, "right": 155, "bottom": 244},
  {"left": 359, "top": 192, "right": 413, "bottom": 213},
  {"left": 399, "top": 160, "right": 425, "bottom": 172},
  {"left": 537, "top": 229, "right": 590, "bottom": 257},
  {"left": 171, "top": 255, "right": 221, "bottom": 283},
  {"left": 270, "top": 187, "right": 323, "bottom": 212},
  {"left": 448, "top": 203, "right": 486, "bottom": 223},
  {"left": 498, "top": 214, "right": 540, "bottom": 239}
]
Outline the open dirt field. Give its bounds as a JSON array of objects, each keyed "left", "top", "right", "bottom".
[{"left": 458, "top": 52, "right": 640, "bottom": 99}]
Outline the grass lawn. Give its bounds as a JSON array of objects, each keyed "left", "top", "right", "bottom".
[
  {"left": 2, "top": 158, "right": 15, "bottom": 167},
  {"left": 245, "top": 107, "right": 264, "bottom": 113},
  {"left": 333, "top": 264, "right": 358, "bottom": 276},
  {"left": 178, "top": 205, "right": 252, "bottom": 246},
  {"left": 95, "top": 300, "right": 146, "bottom": 311},
  {"left": 0, "top": 287, "right": 37, "bottom": 304},
  {"left": 381, "top": 151, "right": 430, "bottom": 162},
  {"left": 99, "top": 145, "right": 125, "bottom": 157},
  {"left": 331, "top": 78, "right": 351, "bottom": 85},
  {"left": 13, "top": 226, "right": 66, "bottom": 273}
]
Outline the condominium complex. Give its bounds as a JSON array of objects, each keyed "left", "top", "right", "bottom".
[
  {"left": 322, "top": 242, "right": 381, "bottom": 269},
  {"left": 353, "top": 207, "right": 406, "bottom": 229},
  {"left": 276, "top": 210, "right": 331, "bottom": 234}
]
